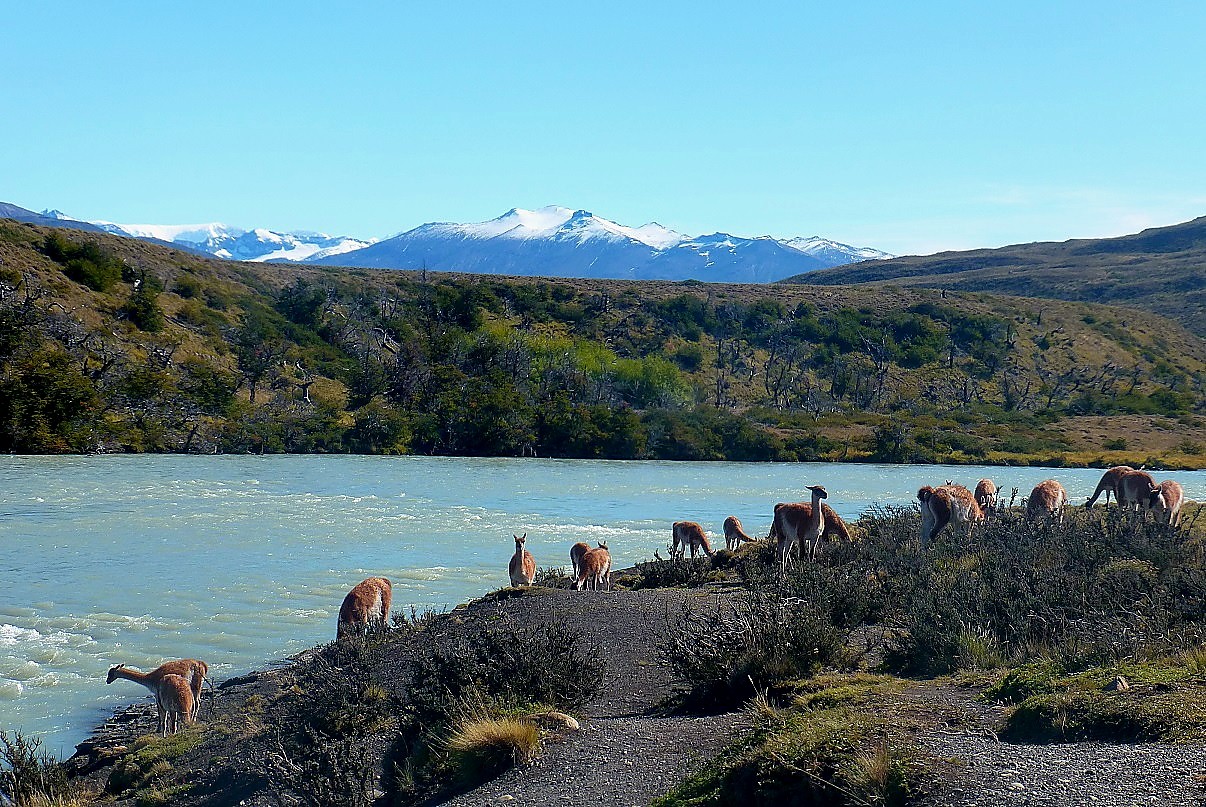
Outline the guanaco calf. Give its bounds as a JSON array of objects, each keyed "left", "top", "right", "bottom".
[
  {"left": 337, "top": 577, "right": 393, "bottom": 641},
  {"left": 575, "top": 541, "right": 611, "bottom": 591},
  {"left": 508, "top": 533, "right": 537, "bottom": 587},
  {"left": 974, "top": 479, "right": 998, "bottom": 516},
  {"left": 1150, "top": 480, "right": 1185, "bottom": 527},
  {"left": 158, "top": 673, "right": 195, "bottom": 736},
  {"left": 671, "top": 521, "right": 715, "bottom": 559},
  {"left": 723, "top": 516, "right": 755, "bottom": 551}
]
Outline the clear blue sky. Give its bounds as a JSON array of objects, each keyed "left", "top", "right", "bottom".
[{"left": 3, "top": 2, "right": 1204, "bottom": 255}]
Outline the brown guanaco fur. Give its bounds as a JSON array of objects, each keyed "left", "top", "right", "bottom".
[
  {"left": 1116, "top": 470, "right": 1160, "bottom": 513},
  {"left": 569, "top": 541, "right": 591, "bottom": 579},
  {"left": 974, "top": 479, "right": 998, "bottom": 516},
  {"left": 1085, "top": 465, "right": 1135, "bottom": 508},
  {"left": 722, "top": 516, "right": 755, "bottom": 551},
  {"left": 918, "top": 483, "right": 983, "bottom": 545},
  {"left": 158, "top": 673, "right": 194, "bottom": 736},
  {"left": 671, "top": 521, "right": 715, "bottom": 559},
  {"left": 107, "top": 659, "right": 209, "bottom": 727},
  {"left": 508, "top": 533, "right": 537, "bottom": 587},
  {"left": 1025, "top": 479, "right": 1068, "bottom": 524},
  {"left": 1150, "top": 480, "right": 1185, "bottom": 527},
  {"left": 575, "top": 541, "right": 611, "bottom": 591},
  {"left": 774, "top": 485, "right": 828, "bottom": 571},
  {"left": 337, "top": 576, "right": 393, "bottom": 641}
]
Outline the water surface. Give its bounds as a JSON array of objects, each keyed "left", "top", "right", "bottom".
[{"left": 1, "top": 455, "right": 1202, "bottom": 755}]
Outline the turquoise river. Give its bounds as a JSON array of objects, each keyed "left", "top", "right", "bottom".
[{"left": 1, "top": 455, "right": 1203, "bottom": 756}]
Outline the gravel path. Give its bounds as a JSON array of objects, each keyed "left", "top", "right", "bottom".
[
  {"left": 428, "top": 585, "right": 749, "bottom": 806},
  {"left": 913, "top": 685, "right": 1206, "bottom": 807},
  {"left": 438, "top": 713, "right": 747, "bottom": 807}
]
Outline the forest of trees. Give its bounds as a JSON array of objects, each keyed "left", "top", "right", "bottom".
[{"left": 1, "top": 224, "right": 1203, "bottom": 464}]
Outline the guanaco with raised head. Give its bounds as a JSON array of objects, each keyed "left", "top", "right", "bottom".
[{"left": 508, "top": 533, "right": 537, "bottom": 587}]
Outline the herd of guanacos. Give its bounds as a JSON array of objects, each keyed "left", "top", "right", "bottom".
[{"left": 105, "top": 465, "right": 1187, "bottom": 737}]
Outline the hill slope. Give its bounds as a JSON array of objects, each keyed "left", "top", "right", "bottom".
[
  {"left": 2, "top": 217, "right": 1204, "bottom": 466},
  {"left": 787, "top": 216, "right": 1206, "bottom": 337}
]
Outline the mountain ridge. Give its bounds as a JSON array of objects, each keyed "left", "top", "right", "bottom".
[
  {"left": 785, "top": 215, "right": 1206, "bottom": 336},
  {"left": 5, "top": 201, "right": 891, "bottom": 283},
  {"left": 307, "top": 204, "right": 893, "bottom": 282}
]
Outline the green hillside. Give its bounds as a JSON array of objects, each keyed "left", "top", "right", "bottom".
[
  {"left": 788, "top": 216, "right": 1206, "bottom": 337},
  {"left": 2, "top": 219, "right": 1204, "bottom": 466}
]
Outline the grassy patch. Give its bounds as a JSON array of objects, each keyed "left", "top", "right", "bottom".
[
  {"left": 444, "top": 716, "right": 540, "bottom": 789},
  {"left": 654, "top": 676, "right": 925, "bottom": 806},
  {"left": 105, "top": 729, "right": 204, "bottom": 795},
  {"left": 984, "top": 658, "right": 1206, "bottom": 742}
]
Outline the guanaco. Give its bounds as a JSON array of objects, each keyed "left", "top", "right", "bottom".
[
  {"left": 337, "top": 577, "right": 393, "bottom": 641},
  {"left": 508, "top": 533, "right": 537, "bottom": 587}
]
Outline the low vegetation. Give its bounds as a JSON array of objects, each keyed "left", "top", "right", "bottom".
[
  {"left": 649, "top": 501, "right": 1206, "bottom": 803},
  {"left": 654, "top": 675, "right": 924, "bottom": 807},
  {"left": 2, "top": 221, "right": 1204, "bottom": 464}
]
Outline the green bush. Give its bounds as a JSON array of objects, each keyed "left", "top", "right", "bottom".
[
  {"left": 664, "top": 585, "right": 846, "bottom": 711},
  {"left": 43, "top": 232, "right": 124, "bottom": 291},
  {"left": 407, "top": 615, "right": 606, "bottom": 724}
]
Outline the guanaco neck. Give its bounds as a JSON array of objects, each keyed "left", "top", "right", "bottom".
[
  {"left": 810, "top": 490, "right": 826, "bottom": 534},
  {"left": 112, "top": 667, "right": 156, "bottom": 689}
]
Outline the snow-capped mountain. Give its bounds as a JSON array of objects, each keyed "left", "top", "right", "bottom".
[
  {"left": 783, "top": 236, "right": 893, "bottom": 265},
  {"left": 13, "top": 203, "right": 892, "bottom": 282},
  {"left": 40, "top": 211, "right": 372, "bottom": 263},
  {"left": 308, "top": 206, "right": 891, "bottom": 283}
]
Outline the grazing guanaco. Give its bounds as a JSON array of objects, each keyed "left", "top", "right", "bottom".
[
  {"left": 1115, "top": 469, "right": 1160, "bottom": 514},
  {"left": 1150, "top": 480, "right": 1185, "bottom": 527},
  {"left": 1085, "top": 465, "right": 1135, "bottom": 508},
  {"left": 337, "top": 577, "right": 393, "bottom": 641},
  {"left": 723, "top": 516, "right": 755, "bottom": 551},
  {"left": 575, "top": 541, "right": 611, "bottom": 591},
  {"left": 671, "top": 521, "right": 715, "bottom": 559},
  {"left": 974, "top": 479, "right": 998, "bottom": 516},
  {"left": 569, "top": 541, "right": 591, "bottom": 579},
  {"left": 508, "top": 533, "right": 537, "bottom": 587},
  {"left": 918, "top": 483, "right": 983, "bottom": 546},
  {"left": 1025, "top": 479, "right": 1068, "bottom": 524},
  {"left": 106, "top": 659, "right": 209, "bottom": 727},
  {"left": 158, "top": 673, "right": 194, "bottom": 736},
  {"left": 774, "top": 485, "right": 827, "bottom": 572}
]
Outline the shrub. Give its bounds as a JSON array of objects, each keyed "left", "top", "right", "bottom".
[
  {"left": 42, "top": 233, "right": 124, "bottom": 292},
  {"left": 0, "top": 730, "right": 67, "bottom": 806},
  {"left": 407, "top": 615, "right": 606, "bottom": 724},
  {"left": 663, "top": 586, "right": 846, "bottom": 711},
  {"left": 653, "top": 698, "right": 923, "bottom": 807},
  {"left": 630, "top": 556, "right": 716, "bottom": 589}
]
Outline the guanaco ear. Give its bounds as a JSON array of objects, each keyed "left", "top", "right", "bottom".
[{"left": 522, "top": 533, "right": 527, "bottom": 540}]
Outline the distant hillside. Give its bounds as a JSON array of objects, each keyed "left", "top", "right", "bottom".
[
  {"left": 786, "top": 216, "right": 1206, "bottom": 337},
  {"left": 2, "top": 218, "right": 1204, "bottom": 466}
]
